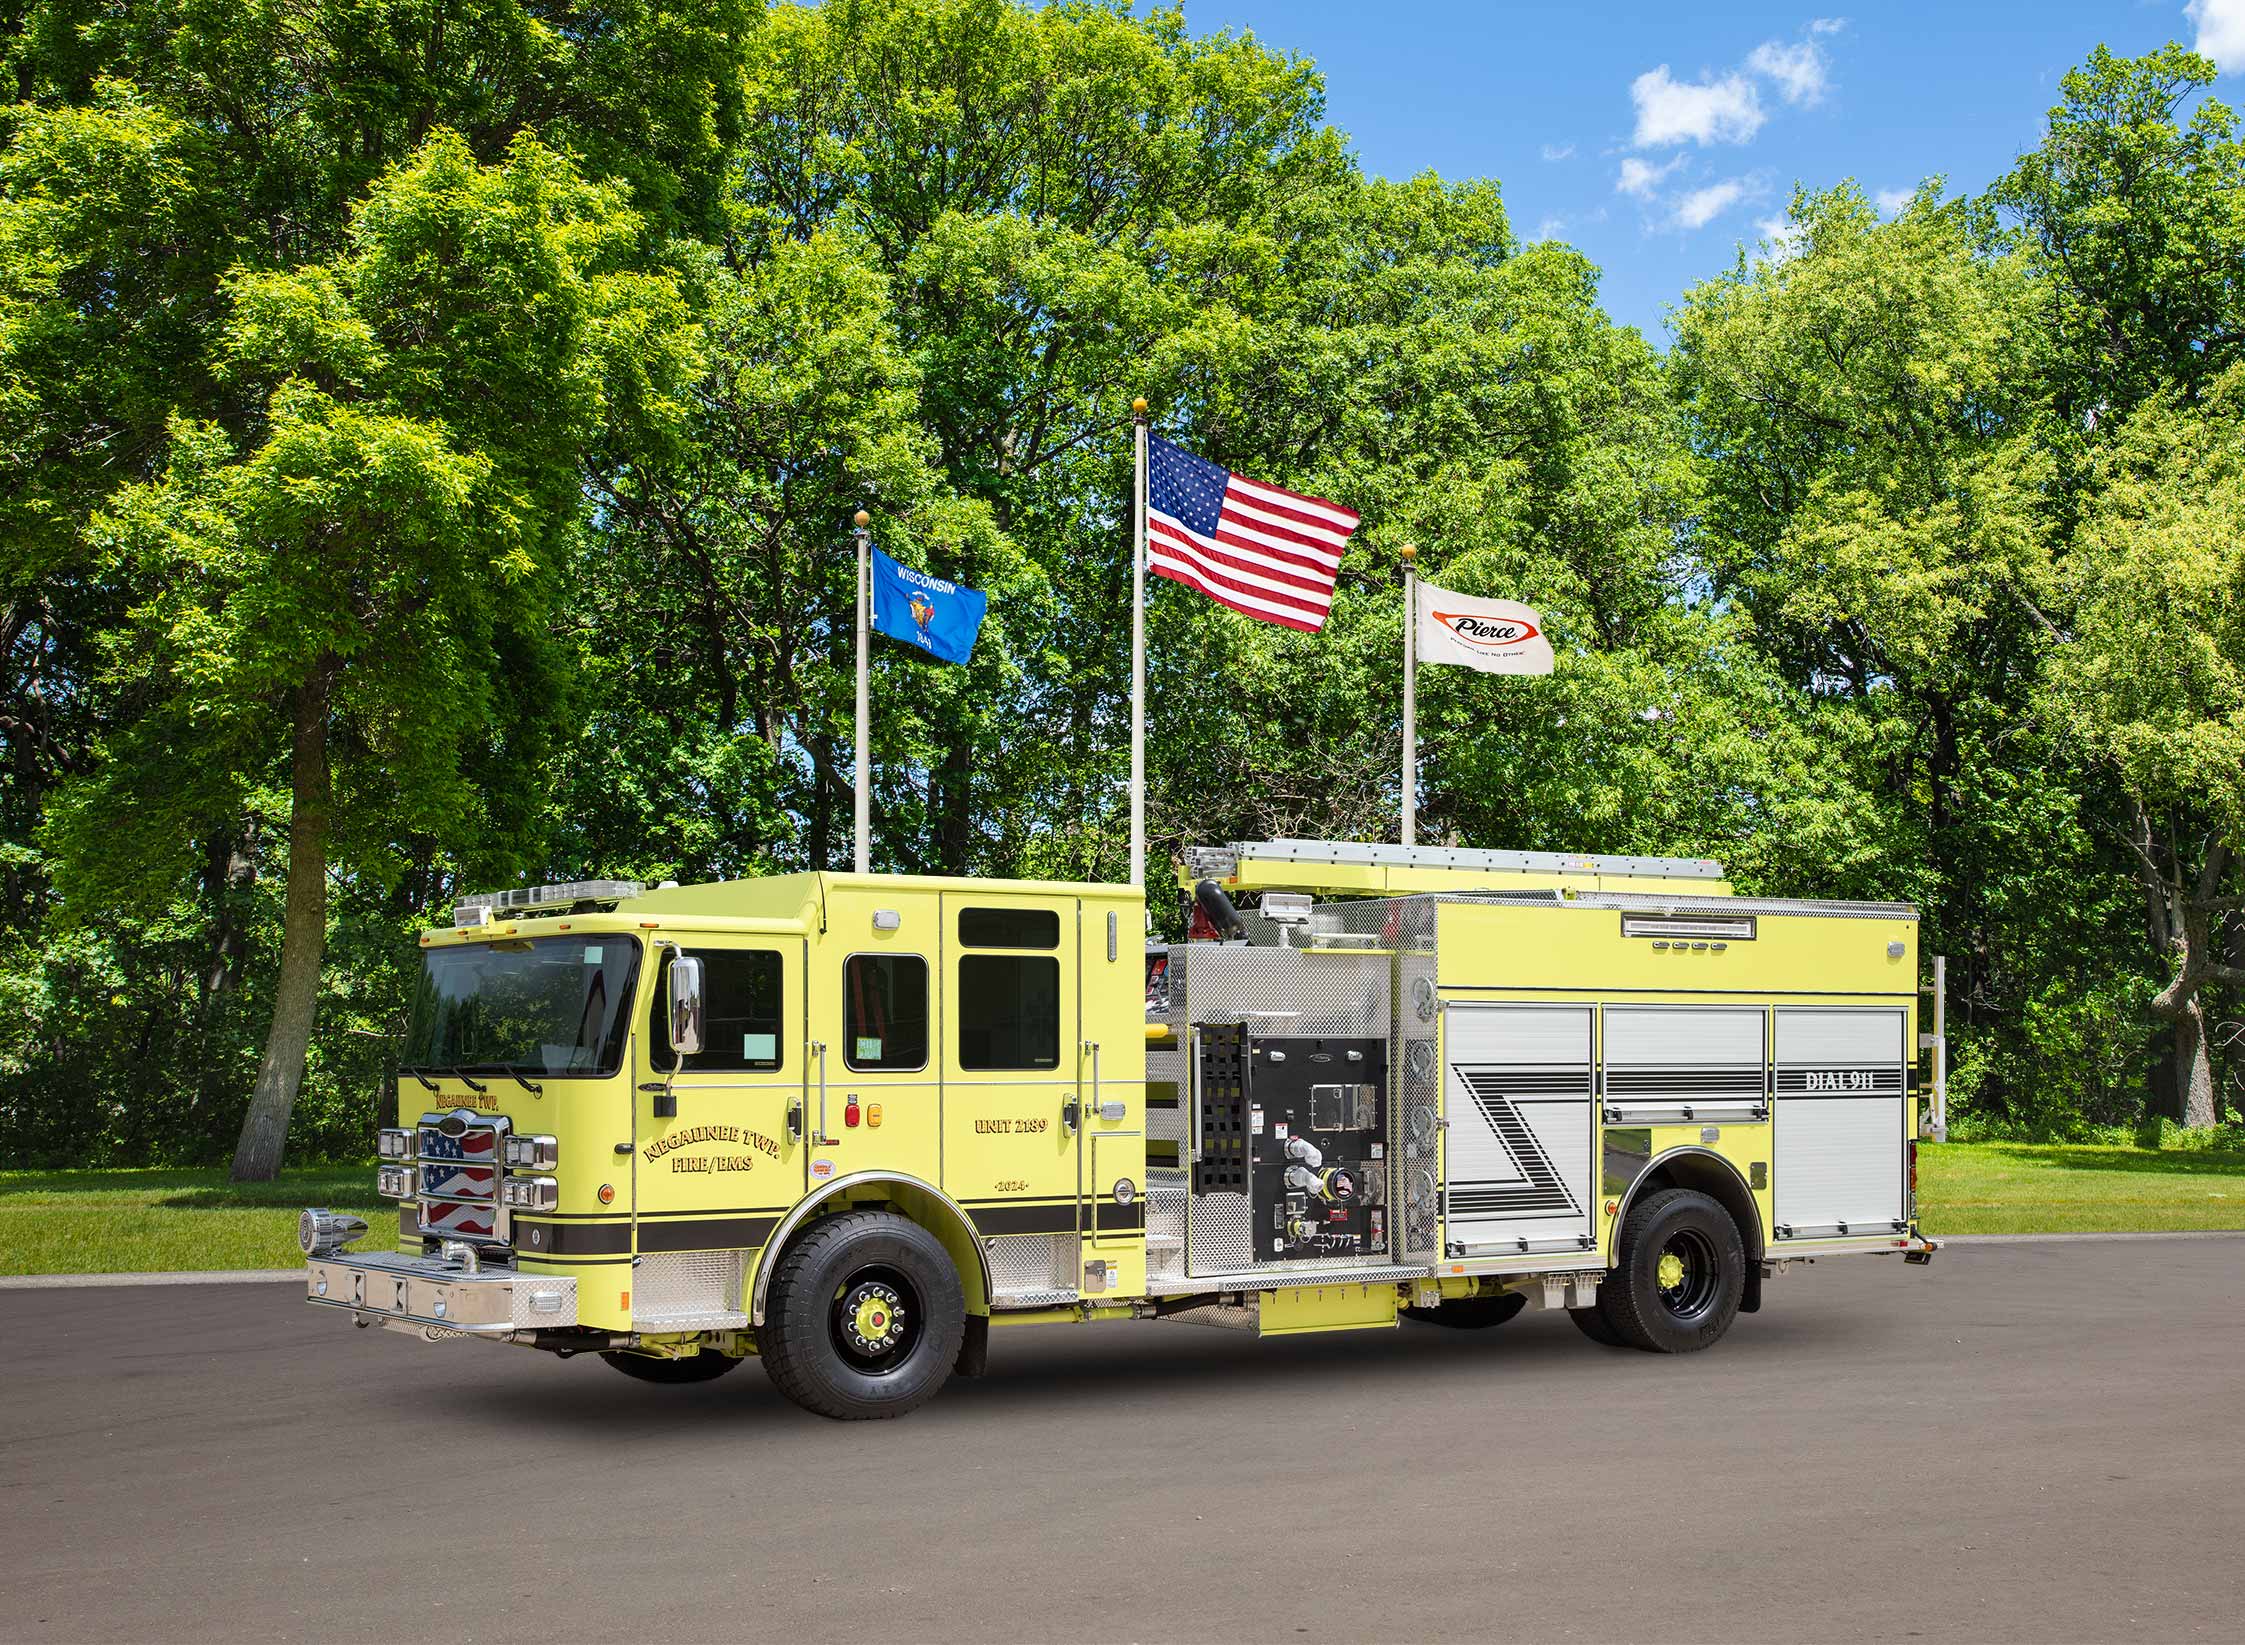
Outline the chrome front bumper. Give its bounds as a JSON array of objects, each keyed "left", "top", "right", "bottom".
[{"left": 304, "top": 1250, "right": 578, "bottom": 1336}]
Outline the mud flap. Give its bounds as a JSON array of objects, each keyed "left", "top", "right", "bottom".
[{"left": 954, "top": 1312, "right": 990, "bottom": 1378}]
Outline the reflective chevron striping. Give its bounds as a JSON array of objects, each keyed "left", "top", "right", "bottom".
[{"left": 1450, "top": 1065, "right": 1582, "bottom": 1217}]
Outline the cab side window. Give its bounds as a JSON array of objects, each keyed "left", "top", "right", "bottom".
[
  {"left": 956, "top": 905, "right": 1061, "bottom": 1071},
  {"left": 958, "top": 955, "right": 1060, "bottom": 1069},
  {"left": 845, "top": 953, "right": 928, "bottom": 1071},
  {"left": 648, "top": 949, "right": 784, "bottom": 1073}
]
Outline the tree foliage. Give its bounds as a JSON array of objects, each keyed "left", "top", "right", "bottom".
[{"left": 2, "top": 5, "right": 2242, "bottom": 1167}]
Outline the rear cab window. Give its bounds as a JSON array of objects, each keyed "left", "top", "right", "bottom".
[{"left": 956, "top": 905, "right": 1061, "bottom": 1071}]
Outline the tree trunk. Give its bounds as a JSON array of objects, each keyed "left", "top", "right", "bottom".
[
  {"left": 2174, "top": 993, "right": 2218, "bottom": 1129},
  {"left": 230, "top": 676, "right": 333, "bottom": 1182}
]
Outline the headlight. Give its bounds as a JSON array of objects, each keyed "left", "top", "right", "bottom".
[
  {"left": 501, "top": 1176, "right": 559, "bottom": 1211},
  {"left": 503, "top": 1134, "right": 559, "bottom": 1169},
  {"left": 376, "top": 1128, "right": 413, "bottom": 1159},
  {"left": 299, "top": 1208, "right": 368, "bottom": 1257},
  {"left": 375, "top": 1164, "right": 414, "bottom": 1199}
]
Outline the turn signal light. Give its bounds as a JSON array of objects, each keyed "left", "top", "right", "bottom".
[
  {"left": 504, "top": 1133, "right": 560, "bottom": 1169},
  {"left": 375, "top": 1165, "right": 413, "bottom": 1199},
  {"left": 377, "top": 1128, "right": 413, "bottom": 1160},
  {"left": 501, "top": 1176, "right": 560, "bottom": 1211}
]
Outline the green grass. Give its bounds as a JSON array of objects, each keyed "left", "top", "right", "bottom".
[
  {"left": 1917, "top": 1141, "right": 2245, "bottom": 1234},
  {"left": 1, "top": 1143, "right": 2240, "bottom": 1275},
  {"left": 0, "top": 1165, "right": 383, "bottom": 1275}
]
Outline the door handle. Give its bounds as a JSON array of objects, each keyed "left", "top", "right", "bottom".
[
  {"left": 786, "top": 1094, "right": 804, "bottom": 1141},
  {"left": 811, "top": 1041, "right": 838, "bottom": 1146},
  {"left": 1061, "top": 1096, "right": 1081, "bottom": 1135}
]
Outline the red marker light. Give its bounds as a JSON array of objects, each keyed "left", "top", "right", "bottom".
[{"left": 844, "top": 1099, "right": 861, "bottom": 1128}]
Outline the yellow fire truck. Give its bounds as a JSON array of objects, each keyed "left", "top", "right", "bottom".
[{"left": 300, "top": 839, "right": 1937, "bottom": 1419}]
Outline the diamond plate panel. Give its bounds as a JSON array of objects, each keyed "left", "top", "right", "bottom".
[
  {"left": 1146, "top": 1166, "right": 1189, "bottom": 1280},
  {"left": 987, "top": 1233, "right": 1075, "bottom": 1301},
  {"left": 508, "top": 1275, "right": 578, "bottom": 1328},
  {"left": 1173, "top": 945, "right": 1391, "bottom": 1039},
  {"left": 633, "top": 1250, "right": 746, "bottom": 1330},
  {"left": 1189, "top": 1188, "right": 1254, "bottom": 1274}
]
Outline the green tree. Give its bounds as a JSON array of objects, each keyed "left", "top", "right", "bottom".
[
  {"left": 1990, "top": 44, "right": 2245, "bottom": 430},
  {"left": 1668, "top": 184, "right": 2116, "bottom": 1126},
  {"left": 2044, "top": 364, "right": 2245, "bottom": 1128},
  {"left": 0, "top": 3, "right": 745, "bottom": 1170},
  {"left": 46, "top": 131, "right": 696, "bottom": 1178}
]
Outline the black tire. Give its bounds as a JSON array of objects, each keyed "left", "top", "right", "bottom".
[
  {"left": 597, "top": 1348, "right": 744, "bottom": 1384},
  {"left": 1600, "top": 1187, "right": 1746, "bottom": 1353},
  {"left": 1401, "top": 1292, "right": 1529, "bottom": 1329},
  {"left": 1568, "top": 1304, "right": 1628, "bottom": 1347},
  {"left": 760, "top": 1209, "right": 965, "bottom": 1420}
]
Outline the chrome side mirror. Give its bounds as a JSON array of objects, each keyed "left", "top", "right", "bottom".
[{"left": 666, "top": 955, "right": 706, "bottom": 1057}]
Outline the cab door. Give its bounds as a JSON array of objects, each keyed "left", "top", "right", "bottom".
[
  {"left": 634, "top": 938, "right": 805, "bottom": 1257},
  {"left": 940, "top": 893, "right": 1079, "bottom": 1238},
  {"left": 807, "top": 888, "right": 939, "bottom": 1190}
]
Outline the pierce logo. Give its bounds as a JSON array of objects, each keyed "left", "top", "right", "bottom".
[{"left": 1433, "top": 611, "right": 1541, "bottom": 650}]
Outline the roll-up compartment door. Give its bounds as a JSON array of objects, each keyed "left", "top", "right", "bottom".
[
  {"left": 1601, "top": 1006, "right": 1767, "bottom": 1123},
  {"left": 1441, "top": 1003, "right": 1594, "bottom": 1253},
  {"left": 1773, "top": 1008, "right": 1907, "bottom": 1235}
]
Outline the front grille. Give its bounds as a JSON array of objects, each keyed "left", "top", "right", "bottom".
[{"left": 409, "top": 1109, "right": 515, "bottom": 1247}]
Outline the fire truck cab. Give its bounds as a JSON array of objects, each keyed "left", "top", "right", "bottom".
[{"left": 302, "top": 840, "right": 1936, "bottom": 1419}]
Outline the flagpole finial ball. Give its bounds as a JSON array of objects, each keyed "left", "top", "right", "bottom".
[
  {"left": 853, "top": 510, "right": 870, "bottom": 528},
  {"left": 1132, "top": 397, "right": 1148, "bottom": 415},
  {"left": 1399, "top": 542, "right": 1417, "bottom": 562}
]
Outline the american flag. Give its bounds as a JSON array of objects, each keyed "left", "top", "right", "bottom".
[{"left": 1146, "top": 434, "right": 1360, "bottom": 632}]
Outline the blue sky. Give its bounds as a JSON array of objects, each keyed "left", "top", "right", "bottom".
[{"left": 1156, "top": 1, "right": 2245, "bottom": 341}]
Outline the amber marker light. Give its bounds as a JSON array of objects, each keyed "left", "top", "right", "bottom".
[{"left": 598, "top": 1183, "right": 615, "bottom": 1205}]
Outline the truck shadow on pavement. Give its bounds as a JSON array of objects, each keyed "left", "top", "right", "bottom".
[{"left": 408, "top": 1303, "right": 1885, "bottom": 1435}]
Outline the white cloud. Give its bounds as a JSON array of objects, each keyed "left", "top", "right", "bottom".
[
  {"left": 1875, "top": 186, "right": 1913, "bottom": 217},
  {"left": 1541, "top": 142, "right": 1577, "bottom": 162},
  {"left": 2189, "top": 0, "right": 2245, "bottom": 73},
  {"left": 1808, "top": 17, "right": 1847, "bottom": 35},
  {"left": 1671, "top": 177, "right": 1754, "bottom": 230},
  {"left": 1631, "top": 66, "right": 1766, "bottom": 147},
  {"left": 1617, "top": 154, "right": 1686, "bottom": 197},
  {"left": 1535, "top": 215, "right": 1569, "bottom": 240},
  {"left": 1747, "top": 39, "right": 1829, "bottom": 106},
  {"left": 1756, "top": 215, "right": 1808, "bottom": 261}
]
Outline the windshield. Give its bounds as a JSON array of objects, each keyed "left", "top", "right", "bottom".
[{"left": 402, "top": 935, "right": 641, "bottom": 1079}]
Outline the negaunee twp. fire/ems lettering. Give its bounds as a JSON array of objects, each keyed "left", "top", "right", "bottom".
[{"left": 299, "top": 841, "right": 1938, "bottom": 1420}]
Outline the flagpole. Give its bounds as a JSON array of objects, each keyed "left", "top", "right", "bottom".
[
  {"left": 1400, "top": 541, "right": 1417, "bottom": 847},
  {"left": 853, "top": 508, "right": 871, "bottom": 875},
  {"left": 1130, "top": 397, "right": 1148, "bottom": 898}
]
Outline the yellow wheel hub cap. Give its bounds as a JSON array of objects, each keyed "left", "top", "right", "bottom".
[
  {"left": 1656, "top": 1251, "right": 1686, "bottom": 1289},
  {"left": 853, "top": 1295, "right": 893, "bottom": 1341}
]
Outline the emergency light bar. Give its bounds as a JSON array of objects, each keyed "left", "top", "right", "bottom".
[{"left": 452, "top": 879, "right": 645, "bottom": 925}]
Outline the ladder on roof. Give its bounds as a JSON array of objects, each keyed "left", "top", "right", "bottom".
[{"left": 1179, "top": 838, "right": 1730, "bottom": 897}]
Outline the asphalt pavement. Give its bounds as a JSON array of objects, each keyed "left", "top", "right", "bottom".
[{"left": 2, "top": 1238, "right": 2241, "bottom": 1643}]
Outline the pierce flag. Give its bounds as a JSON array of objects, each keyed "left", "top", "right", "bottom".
[{"left": 1414, "top": 581, "right": 1554, "bottom": 674}]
